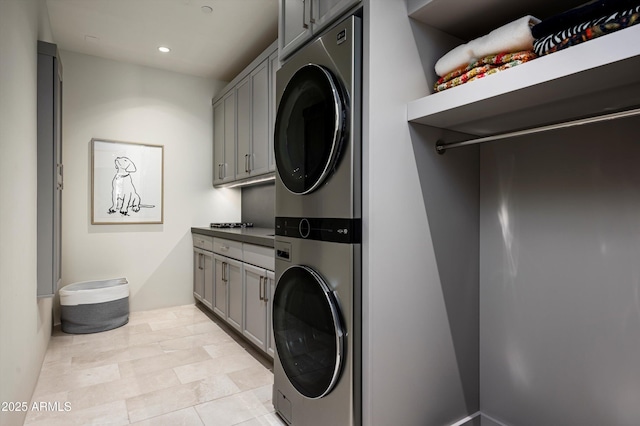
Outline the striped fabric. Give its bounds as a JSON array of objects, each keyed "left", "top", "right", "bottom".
[{"left": 533, "top": 5, "right": 640, "bottom": 55}]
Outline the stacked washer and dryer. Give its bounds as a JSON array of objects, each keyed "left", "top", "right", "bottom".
[{"left": 272, "top": 14, "right": 362, "bottom": 426}]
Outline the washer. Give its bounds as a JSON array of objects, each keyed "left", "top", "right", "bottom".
[
  {"left": 273, "top": 218, "right": 361, "bottom": 426},
  {"left": 272, "top": 14, "right": 362, "bottom": 426}
]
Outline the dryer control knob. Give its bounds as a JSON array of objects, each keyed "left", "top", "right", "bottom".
[{"left": 299, "top": 218, "right": 311, "bottom": 238}]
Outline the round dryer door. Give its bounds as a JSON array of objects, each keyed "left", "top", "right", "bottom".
[
  {"left": 274, "top": 64, "right": 348, "bottom": 195},
  {"left": 272, "top": 265, "right": 345, "bottom": 399}
]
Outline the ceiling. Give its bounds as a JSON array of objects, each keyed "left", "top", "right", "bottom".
[{"left": 45, "top": 0, "right": 279, "bottom": 81}]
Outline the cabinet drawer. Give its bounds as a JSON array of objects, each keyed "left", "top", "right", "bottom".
[
  {"left": 192, "top": 234, "right": 213, "bottom": 251},
  {"left": 243, "top": 243, "right": 275, "bottom": 270},
  {"left": 213, "top": 238, "right": 243, "bottom": 260}
]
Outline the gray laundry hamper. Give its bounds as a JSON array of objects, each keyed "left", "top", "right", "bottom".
[{"left": 59, "top": 278, "right": 129, "bottom": 334}]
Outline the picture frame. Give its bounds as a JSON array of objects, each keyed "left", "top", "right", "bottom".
[{"left": 91, "top": 138, "right": 164, "bottom": 224}]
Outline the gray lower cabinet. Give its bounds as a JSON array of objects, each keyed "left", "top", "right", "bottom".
[
  {"left": 193, "top": 248, "right": 214, "bottom": 309},
  {"left": 37, "top": 41, "right": 63, "bottom": 298},
  {"left": 193, "top": 235, "right": 214, "bottom": 308},
  {"left": 243, "top": 263, "right": 272, "bottom": 351},
  {"left": 213, "top": 252, "right": 243, "bottom": 332},
  {"left": 266, "top": 270, "right": 276, "bottom": 358},
  {"left": 213, "top": 254, "right": 228, "bottom": 318},
  {"left": 226, "top": 258, "right": 243, "bottom": 332},
  {"left": 193, "top": 233, "right": 275, "bottom": 357}
]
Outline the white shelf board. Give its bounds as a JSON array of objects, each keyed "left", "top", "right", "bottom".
[
  {"left": 407, "top": 25, "right": 640, "bottom": 136},
  {"left": 407, "top": 0, "right": 582, "bottom": 40}
]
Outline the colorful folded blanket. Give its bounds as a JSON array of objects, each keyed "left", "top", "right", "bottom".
[
  {"left": 532, "top": 0, "right": 640, "bottom": 38},
  {"left": 540, "top": 11, "right": 640, "bottom": 56},
  {"left": 533, "top": 5, "right": 640, "bottom": 56},
  {"left": 434, "top": 51, "right": 537, "bottom": 93},
  {"left": 435, "top": 16, "right": 540, "bottom": 77}
]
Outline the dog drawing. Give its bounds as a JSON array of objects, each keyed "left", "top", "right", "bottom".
[{"left": 108, "top": 157, "right": 141, "bottom": 215}]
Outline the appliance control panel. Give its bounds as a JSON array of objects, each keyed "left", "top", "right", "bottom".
[
  {"left": 275, "top": 240, "right": 291, "bottom": 262},
  {"left": 275, "top": 217, "right": 361, "bottom": 244}
]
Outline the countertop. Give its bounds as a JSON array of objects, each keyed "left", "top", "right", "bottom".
[{"left": 191, "top": 226, "right": 275, "bottom": 248}]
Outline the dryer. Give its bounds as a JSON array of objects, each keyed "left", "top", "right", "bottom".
[
  {"left": 272, "top": 14, "right": 362, "bottom": 426},
  {"left": 274, "top": 13, "right": 361, "bottom": 220}
]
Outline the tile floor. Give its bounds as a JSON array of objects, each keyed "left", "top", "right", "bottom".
[{"left": 24, "top": 304, "right": 286, "bottom": 426}]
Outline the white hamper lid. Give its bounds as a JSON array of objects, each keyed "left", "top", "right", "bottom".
[{"left": 59, "top": 278, "right": 129, "bottom": 306}]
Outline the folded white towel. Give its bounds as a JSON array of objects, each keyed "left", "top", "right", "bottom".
[
  {"left": 434, "top": 43, "right": 475, "bottom": 79},
  {"left": 434, "top": 15, "right": 541, "bottom": 77},
  {"left": 471, "top": 16, "right": 540, "bottom": 59}
]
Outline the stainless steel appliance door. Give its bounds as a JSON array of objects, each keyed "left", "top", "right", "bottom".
[
  {"left": 274, "top": 64, "right": 348, "bottom": 195},
  {"left": 273, "top": 264, "right": 345, "bottom": 399}
]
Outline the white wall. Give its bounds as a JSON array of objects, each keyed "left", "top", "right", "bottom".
[
  {"left": 0, "top": 1, "right": 54, "bottom": 425},
  {"left": 61, "top": 51, "right": 240, "bottom": 313}
]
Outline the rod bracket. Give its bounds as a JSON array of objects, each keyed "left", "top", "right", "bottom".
[{"left": 435, "top": 140, "right": 447, "bottom": 155}]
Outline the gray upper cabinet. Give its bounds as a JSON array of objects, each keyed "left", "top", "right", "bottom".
[
  {"left": 279, "top": 0, "right": 361, "bottom": 59},
  {"left": 236, "top": 59, "right": 270, "bottom": 180},
  {"left": 268, "top": 51, "right": 279, "bottom": 172},
  {"left": 37, "top": 41, "right": 63, "bottom": 298},
  {"left": 235, "top": 76, "right": 252, "bottom": 180},
  {"left": 279, "top": 0, "right": 313, "bottom": 59},
  {"left": 213, "top": 91, "right": 236, "bottom": 185},
  {"left": 213, "top": 41, "right": 277, "bottom": 187},
  {"left": 250, "top": 60, "right": 270, "bottom": 176}
]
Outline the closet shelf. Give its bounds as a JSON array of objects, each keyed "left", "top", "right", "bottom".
[
  {"left": 408, "top": 0, "right": 583, "bottom": 41},
  {"left": 407, "top": 24, "right": 640, "bottom": 137}
]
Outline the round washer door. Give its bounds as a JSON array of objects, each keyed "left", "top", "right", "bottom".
[
  {"left": 274, "top": 64, "right": 348, "bottom": 195},
  {"left": 272, "top": 265, "right": 345, "bottom": 399}
]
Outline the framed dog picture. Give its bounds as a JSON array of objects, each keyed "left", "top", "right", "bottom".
[{"left": 91, "top": 139, "right": 164, "bottom": 224}]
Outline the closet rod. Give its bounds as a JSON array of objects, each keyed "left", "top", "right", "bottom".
[{"left": 436, "top": 107, "right": 640, "bottom": 153}]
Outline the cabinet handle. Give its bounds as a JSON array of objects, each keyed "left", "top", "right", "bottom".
[
  {"left": 58, "top": 163, "right": 64, "bottom": 190},
  {"left": 222, "top": 261, "right": 226, "bottom": 282},
  {"left": 198, "top": 253, "right": 203, "bottom": 270},
  {"left": 303, "top": 0, "right": 310, "bottom": 29},
  {"left": 245, "top": 154, "right": 249, "bottom": 173},
  {"left": 264, "top": 277, "right": 269, "bottom": 302},
  {"left": 259, "top": 276, "right": 264, "bottom": 301}
]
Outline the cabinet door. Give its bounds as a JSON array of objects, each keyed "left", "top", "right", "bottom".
[
  {"left": 266, "top": 270, "right": 276, "bottom": 358},
  {"left": 250, "top": 60, "right": 270, "bottom": 176},
  {"left": 268, "top": 51, "right": 279, "bottom": 172},
  {"left": 213, "top": 89, "right": 238, "bottom": 184},
  {"left": 314, "top": 0, "right": 360, "bottom": 31},
  {"left": 227, "top": 258, "right": 243, "bottom": 332},
  {"left": 213, "top": 254, "right": 227, "bottom": 318},
  {"left": 243, "top": 264, "right": 268, "bottom": 351},
  {"left": 37, "top": 42, "right": 63, "bottom": 298},
  {"left": 213, "top": 98, "right": 225, "bottom": 185},
  {"left": 235, "top": 76, "right": 252, "bottom": 180},
  {"left": 193, "top": 249, "right": 205, "bottom": 302},
  {"left": 279, "top": 0, "right": 313, "bottom": 59},
  {"left": 223, "top": 91, "right": 236, "bottom": 183},
  {"left": 202, "top": 251, "right": 214, "bottom": 309}
]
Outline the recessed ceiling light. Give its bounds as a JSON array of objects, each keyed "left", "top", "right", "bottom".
[
  {"left": 158, "top": 46, "right": 171, "bottom": 53},
  {"left": 201, "top": 5, "right": 213, "bottom": 13}
]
